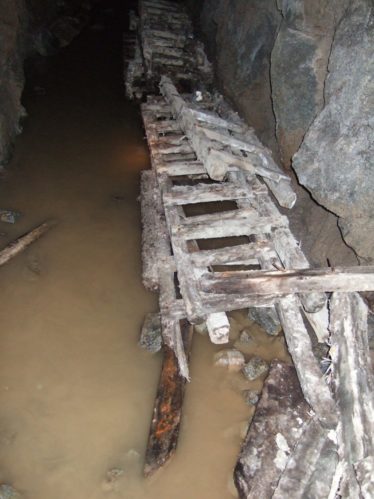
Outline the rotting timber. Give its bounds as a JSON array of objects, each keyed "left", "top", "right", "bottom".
[{"left": 125, "top": 0, "right": 374, "bottom": 496}]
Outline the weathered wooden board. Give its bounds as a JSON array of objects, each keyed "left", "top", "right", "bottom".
[
  {"left": 276, "top": 295, "right": 337, "bottom": 428},
  {"left": 234, "top": 360, "right": 313, "bottom": 498},
  {"left": 199, "top": 266, "right": 374, "bottom": 295},
  {"left": 144, "top": 320, "right": 193, "bottom": 477},
  {"left": 330, "top": 292, "right": 374, "bottom": 497},
  {"left": 272, "top": 418, "right": 338, "bottom": 499}
]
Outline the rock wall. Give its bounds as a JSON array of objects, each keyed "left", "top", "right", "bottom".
[
  {"left": 188, "top": 0, "right": 373, "bottom": 263},
  {"left": 293, "top": 1, "right": 374, "bottom": 263},
  {"left": 0, "top": 0, "right": 28, "bottom": 166},
  {"left": 0, "top": 0, "right": 90, "bottom": 168}
]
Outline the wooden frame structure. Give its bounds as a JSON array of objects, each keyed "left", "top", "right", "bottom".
[{"left": 125, "top": 1, "right": 374, "bottom": 495}]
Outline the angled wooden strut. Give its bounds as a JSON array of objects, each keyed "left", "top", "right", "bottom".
[{"left": 144, "top": 320, "right": 193, "bottom": 477}]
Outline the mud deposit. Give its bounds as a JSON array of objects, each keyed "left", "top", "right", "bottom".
[{"left": 0, "top": 5, "right": 289, "bottom": 498}]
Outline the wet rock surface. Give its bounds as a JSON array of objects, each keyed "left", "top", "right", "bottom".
[
  {"left": 0, "top": 485, "right": 22, "bottom": 499},
  {"left": 188, "top": 0, "right": 371, "bottom": 264},
  {"left": 139, "top": 312, "right": 162, "bottom": 353},
  {"left": 242, "top": 389, "right": 260, "bottom": 406},
  {"left": 248, "top": 307, "right": 281, "bottom": 336},
  {"left": 234, "top": 360, "right": 313, "bottom": 498},
  {"left": 242, "top": 356, "right": 269, "bottom": 381},
  {"left": 293, "top": 1, "right": 374, "bottom": 263}
]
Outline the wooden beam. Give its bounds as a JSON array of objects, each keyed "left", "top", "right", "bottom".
[
  {"left": 330, "top": 292, "right": 374, "bottom": 496},
  {"left": 0, "top": 220, "right": 57, "bottom": 267},
  {"left": 144, "top": 321, "right": 193, "bottom": 477},
  {"left": 276, "top": 295, "right": 337, "bottom": 428},
  {"left": 272, "top": 418, "right": 338, "bottom": 499},
  {"left": 199, "top": 266, "right": 374, "bottom": 295}
]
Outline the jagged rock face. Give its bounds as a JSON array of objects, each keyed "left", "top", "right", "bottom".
[
  {"left": 293, "top": 1, "right": 374, "bottom": 263},
  {"left": 271, "top": 0, "right": 350, "bottom": 164},
  {"left": 189, "top": 0, "right": 281, "bottom": 155},
  {"left": 0, "top": 0, "right": 27, "bottom": 166},
  {"left": 189, "top": 0, "right": 373, "bottom": 264}
]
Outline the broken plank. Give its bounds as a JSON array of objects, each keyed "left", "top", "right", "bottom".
[{"left": 144, "top": 320, "right": 193, "bottom": 477}]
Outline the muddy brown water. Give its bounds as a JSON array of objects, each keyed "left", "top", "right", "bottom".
[{"left": 0, "top": 7, "right": 289, "bottom": 499}]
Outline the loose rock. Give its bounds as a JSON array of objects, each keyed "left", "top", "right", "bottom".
[
  {"left": 214, "top": 349, "right": 245, "bottom": 371},
  {"left": 248, "top": 307, "right": 281, "bottom": 336},
  {"left": 242, "top": 389, "right": 260, "bottom": 406},
  {"left": 243, "top": 357, "right": 269, "bottom": 381},
  {"left": 0, "top": 485, "right": 22, "bottom": 499},
  {"left": 0, "top": 209, "right": 21, "bottom": 224},
  {"left": 138, "top": 313, "right": 162, "bottom": 353}
]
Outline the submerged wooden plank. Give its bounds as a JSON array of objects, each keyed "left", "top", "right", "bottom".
[{"left": 144, "top": 320, "right": 193, "bottom": 477}]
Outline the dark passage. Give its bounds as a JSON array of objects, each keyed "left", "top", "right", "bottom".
[{"left": 0, "top": 3, "right": 272, "bottom": 498}]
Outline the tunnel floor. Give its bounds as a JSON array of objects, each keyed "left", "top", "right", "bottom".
[{"left": 0, "top": 4, "right": 286, "bottom": 498}]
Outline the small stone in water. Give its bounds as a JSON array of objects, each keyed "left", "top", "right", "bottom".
[
  {"left": 0, "top": 209, "right": 21, "bottom": 224},
  {"left": 138, "top": 313, "right": 162, "bottom": 353},
  {"left": 242, "top": 356, "right": 269, "bottom": 380},
  {"left": 248, "top": 306, "right": 281, "bottom": 336},
  {"left": 242, "top": 389, "right": 260, "bottom": 406},
  {"left": 214, "top": 349, "right": 245, "bottom": 371},
  {"left": 0, "top": 484, "right": 22, "bottom": 499}
]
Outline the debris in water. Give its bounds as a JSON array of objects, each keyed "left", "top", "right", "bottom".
[
  {"left": 0, "top": 220, "right": 57, "bottom": 267},
  {"left": 242, "top": 356, "right": 269, "bottom": 381},
  {"left": 0, "top": 209, "right": 22, "bottom": 224},
  {"left": 214, "top": 349, "right": 245, "bottom": 371},
  {"left": 139, "top": 313, "right": 162, "bottom": 353}
]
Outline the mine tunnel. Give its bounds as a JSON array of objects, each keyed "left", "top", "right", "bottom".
[{"left": 0, "top": 0, "right": 373, "bottom": 498}]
